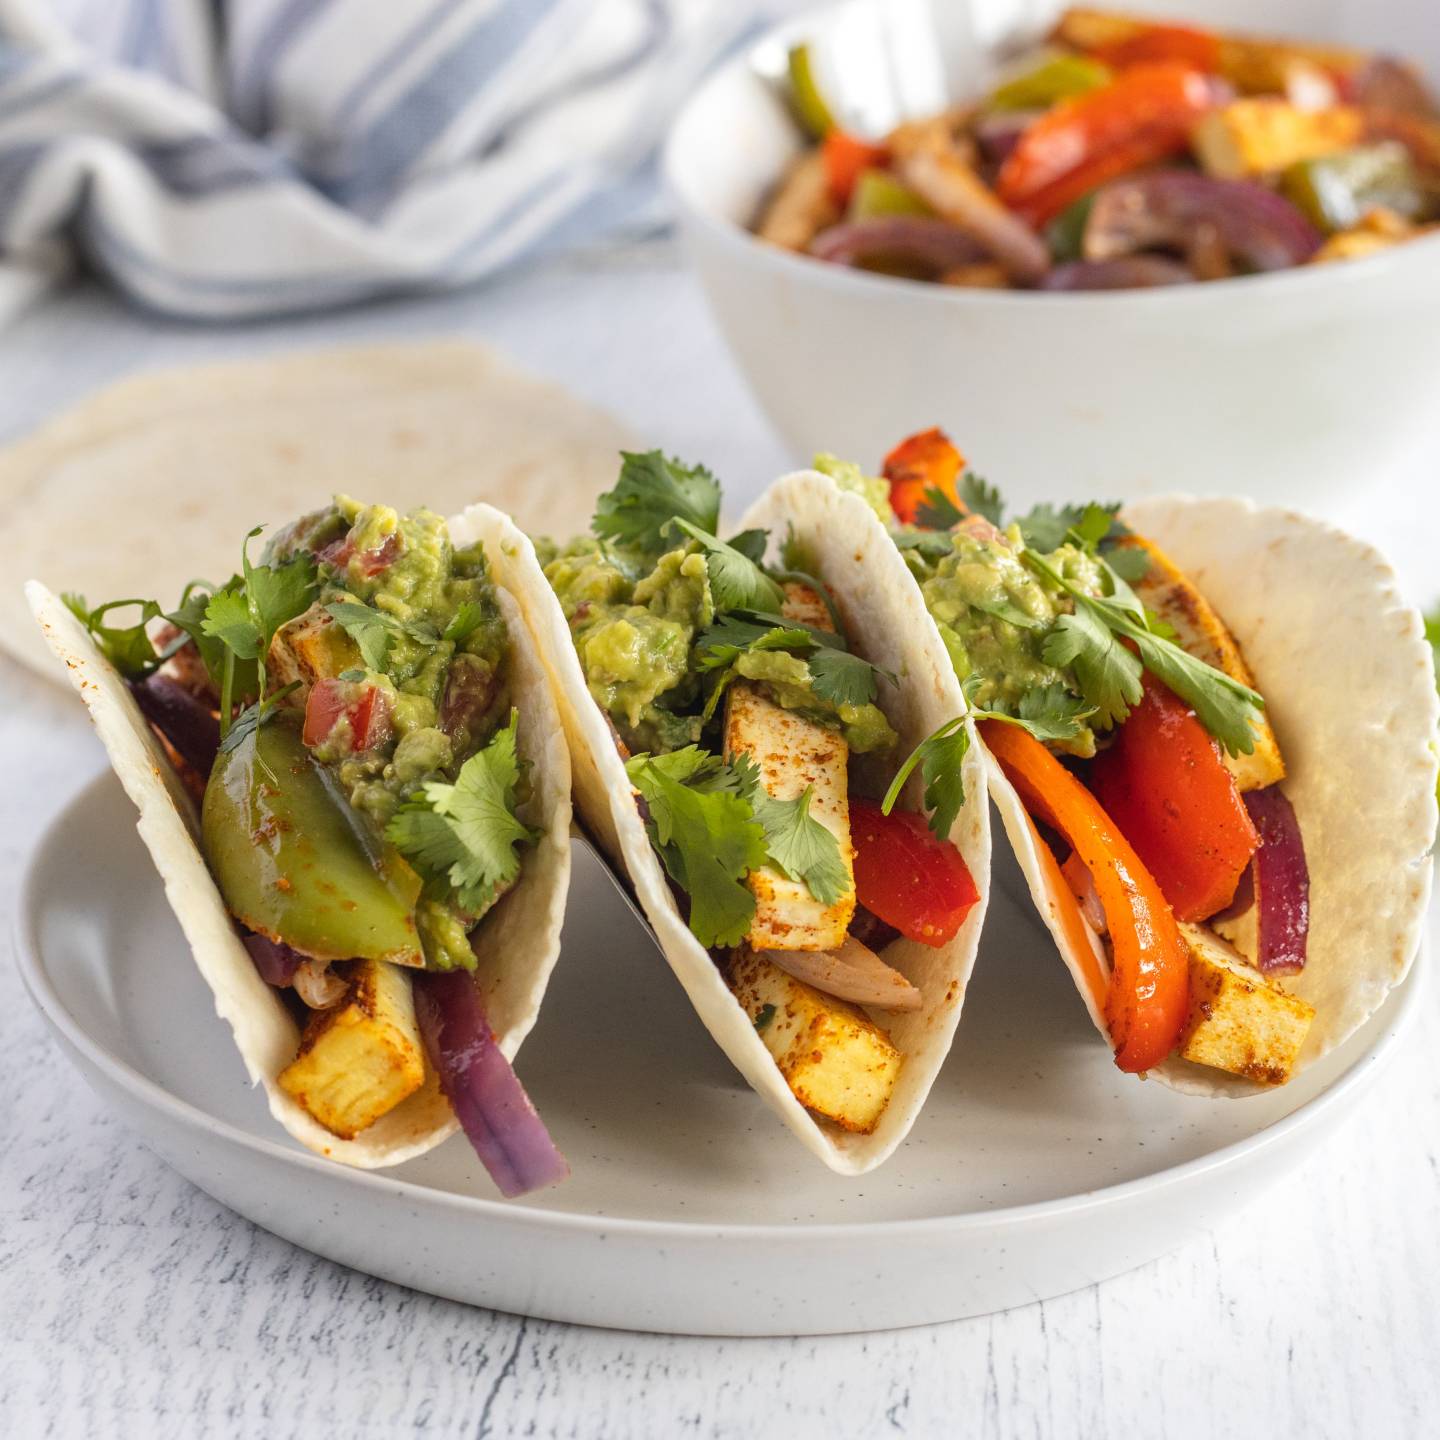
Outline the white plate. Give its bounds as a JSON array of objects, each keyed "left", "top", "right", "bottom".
[{"left": 15, "top": 773, "right": 1421, "bottom": 1336}]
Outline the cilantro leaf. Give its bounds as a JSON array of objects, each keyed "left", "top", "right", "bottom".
[
  {"left": 626, "top": 751, "right": 767, "bottom": 948},
  {"left": 669, "top": 519, "right": 785, "bottom": 614},
  {"left": 386, "top": 711, "right": 535, "bottom": 915},
  {"left": 1015, "top": 682, "right": 1095, "bottom": 742},
  {"left": 1105, "top": 544, "right": 1152, "bottom": 584},
  {"left": 167, "top": 579, "right": 243, "bottom": 690},
  {"left": 882, "top": 715, "right": 971, "bottom": 839},
  {"left": 443, "top": 601, "right": 487, "bottom": 644},
  {"left": 62, "top": 593, "right": 163, "bottom": 678},
  {"left": 1043, "top": 604, "right": 1144, "bottom": 729},
  {"left": 592, "top": 451, "right": 721, "bottom": 556},
  {"left": 326, "top": 601, "right": 395, "bottom": 672},
  {"left": 242, "top": 534, "right": 317, "bottom": 647},
  {"left": 915, "top": 487, "right": 965, "bottom": 530},
  {"left": 809, "top": 646, "right": 886, "bottom": 707},
  {"left": 217, "top": 702, "right": 265, "bottom": 755},
  {"left": 958, "top": 473, "right": 1005, "bottom": 526},
  {"left": 754, "top": 1002, "right": 777, "bottom": 1032},
  {"left": 726, "top": 528, "right": 771, "bottom": 565},
  {"left": 202, "top": 588, "right": 263, "bottom": 660},
  {"left": 1026, "top": 548, "right": 1263, "bottom": 754},
  {"left": 732, "top": 753, "right": 849, "bottom": 906},
  {"left": 1017, "top": 501, "right": 1118, "bottom": 552},
  {"left": 891, "top": 529, "right": 958, "bottom": 561},
  {"left": 695, "top": 620, "right": 815, "bottom": 672}
]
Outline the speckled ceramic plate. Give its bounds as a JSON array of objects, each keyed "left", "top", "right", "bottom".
[{"left": 15, "top": 772, "right": 1424, "bottom": 1335}]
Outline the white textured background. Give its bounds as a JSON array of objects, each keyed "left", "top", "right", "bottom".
[{"left": 2, "top": 236, "right": 1439, "bottom": 1435}]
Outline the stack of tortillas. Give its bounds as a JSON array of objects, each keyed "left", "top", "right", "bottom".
[{"left": 2, "top": 340, "right": 631, "bottom": 678}]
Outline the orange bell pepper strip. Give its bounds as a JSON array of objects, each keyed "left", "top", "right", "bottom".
[
  {"left": 1089, "top": 675, "right": 1258, "bottom": 922},
  {"left": 882, "top": 427, "right": 965, "bottom": 525},
  {"left": 997, "top": 63, "right": 1217, "bottom": 227},
  {"left": 1093, "top": 24, "right": 1221, "bottom": 74},
  {"left": 822, "top": 130, "right": 890, "bottom": 207},
  {"left": 980, "top": 719, "right": 1190, "bottom": 1073}
]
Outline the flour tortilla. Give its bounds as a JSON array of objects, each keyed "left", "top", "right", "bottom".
[
  {"left": 4, "top": 340, "right": 630, "bottom": 677},
  {"left": 25, "top": 511, "right": 572, "bottom": 1169},
  {"left": 491, "top": 473, "right": 992, "bottom": 1174},
  {"left": 981, "top": 496, "right": 1438, "bottom": 1096}
]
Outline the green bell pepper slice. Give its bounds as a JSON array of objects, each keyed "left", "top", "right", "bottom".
[
  {"left": 988, "top": 53, "right": 1112, "bottom": 113},
  {"left": 203, "top": 714, "right": 425, "bottom": 966},
  {"left": 1281, "top": 143, "right": 1427, "bottom": 233},
  {"left": 787, "top": 43, "right": 836, "bottom": 140}
]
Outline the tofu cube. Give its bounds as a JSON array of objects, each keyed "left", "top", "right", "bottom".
[
  {"left": 1120, "top": 533, "right": 1285, "bottom": 792},
  {"left": 724, "top": 682, "right": 855, "bottom": 951},
  {"left": 278, "top": 958, "right": 426, "bottom": 1138},
  {"left": 1177, "top": 924, "right": 1314, "bottom": 1085},
  {"left": 728, "top": 947, "right": 901, "bottom": 1133},
  {"left": 268, "top": 602, "right": 361, "bottom": 691},
  {"left": 1193, "top": 100, "right": 1363, "bottom": 179}
]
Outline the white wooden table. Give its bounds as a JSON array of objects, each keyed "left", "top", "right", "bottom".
[{"left": 3, "top": 251, "right": 1438, "bottom": 1439}]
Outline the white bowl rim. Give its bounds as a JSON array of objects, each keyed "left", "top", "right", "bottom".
[
  {"left": 12, "top": 769, "right": 1424, "bottom": 1243},
  {"left": 662, "top": 0, "right": 1440, "bottom": 312}
]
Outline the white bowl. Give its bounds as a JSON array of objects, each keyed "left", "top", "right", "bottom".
[{"left": 663, "top": 0, "right": 1440, "bottom": 512}]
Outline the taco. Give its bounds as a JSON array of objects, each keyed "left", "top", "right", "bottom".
[
  {"left": 849, "top": 428, "right": 1437, "bottom": 1093},
  {"left": 28, "top": 496, "right": 572, "bottom": 1193},
  {"left": 488, "top": 452, "right": 992, "bottom": 1173}
]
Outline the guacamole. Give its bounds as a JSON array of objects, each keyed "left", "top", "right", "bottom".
[
  {"left": 266, "top": 498, "right": 517, "bottom": 970},
  {"left": 543, "top": 536, "right": 897, "bottom": 756},
  {"left": 903, "top": 521, "right": 1107, "bottom": 754}
]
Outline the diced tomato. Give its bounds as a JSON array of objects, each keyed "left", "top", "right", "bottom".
[
  {"left": 882, "top": 427, "right": 965, "bottom": 526},
  {"left": 1093, "top": 25, "right": 1221, "bottom": 74},
  {"left": 1089, "top": 674, "right": 1258, "bottom": 923},
  {"left": 850, "top": 798, "right": 980, "bottom": 948},
  {"left": 822, "top": 130, "right": 890, "bottom": 206},
  {"left": 319, "top": 530, "right": 402, "bottom": 578},
  {"left": 997, "top": 63, "right": 1217, "bottom": 227},
  {"left": 981, "top": 720, "right": 1189, "bottom": 1073},
  {"left": 303, "top": 678, "right": 392, "bottom": 752}
]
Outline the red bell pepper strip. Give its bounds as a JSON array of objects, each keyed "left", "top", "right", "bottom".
[
  {"left": 850, "top": 798, "right": 980, "bottom": 948},
  {"left": 980, "top": 720, "right": 1189, "bottom": 1073},
  {"left": 882, "top": 427, "right": 965, "bottom": 526},
  {"left": 1089, "top": 674, "right": 1258, "bottom": 922},
  {"left": 822, "top": 130, "right": 890, "bottom": 207},
  {"left": 997, "top": 63, "right": 1218, "bottom": 227},
  {"left": 1093, "top": 24, "right": 1221, "bottom": 75}
]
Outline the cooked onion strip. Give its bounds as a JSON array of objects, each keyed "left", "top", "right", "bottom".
[{"left": 764, "top": 935, "right": 923, "bottom": 1011}]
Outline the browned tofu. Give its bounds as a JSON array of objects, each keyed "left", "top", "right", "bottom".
[
  {"left": 1192, "top": 100, "right": 1364, "bottom": 179},
  {"left": 724, "top": 681, "right": 855, "bottom": 951},
  {"left": 1177, "top": 924, "right": 1314, "bottom": 1085},
  {"left": 278, "top": 958, "right": 426, "bottom": 1138},
  {"left": 268, "top": 602, "right": 360, "bottom": 691},
  {"left": 728, "top": 947, "right": 901, "bottom": 1133},
  {"left": 1118, "top": 533, "right": 1285, "bottom": 792}
]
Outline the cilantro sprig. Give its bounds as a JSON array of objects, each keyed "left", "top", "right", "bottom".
[
  {"left": 200, "top": 526, "right": 318, "bottom": 746},
  {"left": 62, "top": 594, "right": 175, "bottom": 678},
  {"left": 386, "top": 711, "right": 535, "bottom": 914},
  {"left": 1023, "top": 547, "right": 1263, "bottom": 755},
  {"left": 626, "top": 749, "right": 768, "bottom": 948},
  {"left": 624, "top": 745, "right": 851, "bottom": 947},
  {"left": 593, "top": 451, "right": 721, "bottom": 557},
  {"left": 669, "top": 519, "right": 786, "bottom": 614}
]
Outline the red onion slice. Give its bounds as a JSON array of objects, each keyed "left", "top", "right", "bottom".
[
  {"left": 810, "top": 217, "right": 989, "bottom": 272},
  {"left": 413, "top": 970, "right": 568, "bottom": 1198},
  {"left": 243, "top": 931, "right": 302, "bottom": 987},
  {"left": 1243, "top": 787, "right": 1310, "bottom": 975},
  {"left": 130, "top": 674, "right": 220, "bottom": 778},
  {"left": 1085, "top": 172, "right": 1323, "bottom": 273},
  {"left": 1039, "top": 256, "right": 1196, "bottom": 289},
  {"left": 764, "top": 935, "right": 923, "bottom": 1011}
]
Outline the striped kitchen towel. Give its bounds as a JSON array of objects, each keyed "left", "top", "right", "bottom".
[{"left": 0, "top": 0, "right": 749, "bottom": 319}]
